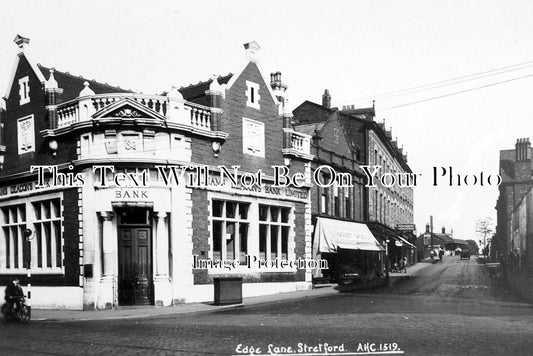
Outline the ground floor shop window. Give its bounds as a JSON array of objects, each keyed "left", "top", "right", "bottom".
[
  {"left": 212, "top": 200, "right": 250, "bottom": 264},
  {"left": 0, "top": 197, "right": 63, "bottom": 273},
  {"left": 2, "top": 204, "right": 26, "bottom": 269},
  {"left": 259, "top": 205, "right": 290, "bottom": 260},
  {"left": 211, "top": 198, "right": 293, "bottom": 263},
  {"left": 33, "top": 199, "right": 62, "bottom": 269}
]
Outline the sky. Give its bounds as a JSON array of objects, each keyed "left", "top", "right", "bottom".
[{"left": 1, "top": 0, "right": 533, "bottom": 245}]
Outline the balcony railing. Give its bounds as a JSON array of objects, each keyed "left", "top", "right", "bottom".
[
  {"left": 289, "top": 131, "right": 311, "bottom": 155},
  {"left": 56, "top": 93, "right": 211, "bottom": 130}
]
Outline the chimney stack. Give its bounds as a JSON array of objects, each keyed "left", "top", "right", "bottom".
[
  {"left": 442, "top": 227, "right": 446, "bottom": 234},
  {"left": 270, "top": 71, "right": 288, "bottom": 112},
  {"left": 515, "top": 138, "right": 531, "bottom": 162},
  {"left": 322, "top": 89, "right": 331, "bottom": 109},
  {"left": 425, "top": 224, "right": 430, "bottom": 233}
]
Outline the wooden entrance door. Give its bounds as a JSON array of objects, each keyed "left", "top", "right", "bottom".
[{"left": 118, "top": 228, "right": 153, "bottom": 305}]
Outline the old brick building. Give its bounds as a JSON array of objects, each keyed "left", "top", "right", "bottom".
[
  {"left": 293, "top": 91, "right": 415, "bottom": 275},
  {"left": 495, "top": 138, "right": 533, "bottom": 267},
  {"left": 494, "top": 138, "right": 533, "bottom": 302},
  {"left": 0, "top": 36, "right": 313, "bottom": 309}
]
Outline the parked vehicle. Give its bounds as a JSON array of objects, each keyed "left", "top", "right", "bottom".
[
  {"left": 1, "top": 296, "right": 31, "bottom": 324},
  {"left": 460, "top": 250, "right": 471, "bottom": 260}
]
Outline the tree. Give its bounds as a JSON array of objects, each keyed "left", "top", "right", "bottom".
[
  {"left": 476, "top": 218, "right": 493, "bottom": 261},
  {"left": 466, "top": 240, "right": 479, "bottom": 255}
]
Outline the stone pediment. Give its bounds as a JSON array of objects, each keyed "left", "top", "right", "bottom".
[{"left": 92, "top": 97, "right": 167, "bottom": 121}]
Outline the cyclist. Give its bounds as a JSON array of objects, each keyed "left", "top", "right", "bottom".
[{"left": 4, "top": 278, "right": 24, "bottom": 313}]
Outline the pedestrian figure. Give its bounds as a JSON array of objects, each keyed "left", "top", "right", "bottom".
[
  {"left": 439, "top": 249, "right": 444, "bottom": 262},
  {"left": 401, "top": 256, "right": 407, "bottom": 273}
]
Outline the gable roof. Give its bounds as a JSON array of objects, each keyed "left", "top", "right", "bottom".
[
  {"left": 3, "top": 53, "right": 46, "bottom": 100},
  {"left": 224, "top": 60, "right": 279, "bottom": 106},
  {"left": 38, "top": 65, "right": 132, "bottom": 103},
  {"left": 293, "top": 102, "right": 364, "bottom": 154},
  {"left": 293, "top": 100, "right": 333, "bottom": 124}
]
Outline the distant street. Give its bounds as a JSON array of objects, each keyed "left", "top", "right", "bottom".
[{"left": 1, "top": 256, "right": 533, "bottom": 356}]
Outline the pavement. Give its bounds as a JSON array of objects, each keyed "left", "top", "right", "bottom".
[
  {"left": 388, "top": 259, "right": 431, "bottom": 285},
  {"left": 30, "top": 261, "right": 430, "bottom": 322}
]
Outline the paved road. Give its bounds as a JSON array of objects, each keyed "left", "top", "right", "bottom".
[{"left": 1, "top": 256, "right": 532, "bottom": 356}]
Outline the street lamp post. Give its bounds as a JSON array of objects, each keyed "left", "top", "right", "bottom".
[
  {"left": 23, "top": 228, "right": 33, "bottom": 307},
  {"left": 430, "top": 215, "right": 434, "bottom": 259},
  {"left": 385, "top": 239, "right": 390, "bottom": 277}
]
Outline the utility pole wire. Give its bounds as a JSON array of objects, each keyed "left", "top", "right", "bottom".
[
  {"left": 338, "top": 59, "right": 533, "bottom": 105},
  {"left": 382, "top": 72, "right": 533, "bottom": 110}
]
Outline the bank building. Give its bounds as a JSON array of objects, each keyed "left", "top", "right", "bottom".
[{"left": 0, "top": 36, "right": 313, "bottom": 309}]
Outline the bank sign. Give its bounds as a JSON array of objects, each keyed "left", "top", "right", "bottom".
[{"left": 0, "top": 164, "right": 309, "bottom": 201}]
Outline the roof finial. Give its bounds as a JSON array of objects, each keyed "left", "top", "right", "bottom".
[
  {"left": 45, "top": 69, "right": 58, "bottom": 90},
  {"left": 79, "top": 81, "right": 95, "bottom": 97},
  {"left": 166, "top": 85, "right": 183, "bottom": 100},
  {"left": 243, "top": 41, "right": 261, "bottom": 62},
  {"left": 14, "top": 34, "right": 30, "bottom": 53},
  {"left": 209, "top": 74, "right": 222, "bottom": 92}
]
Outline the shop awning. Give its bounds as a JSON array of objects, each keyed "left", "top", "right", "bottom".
[
  {"left": 395, "top": 235, "right": 417, "bottom": 249},
  {"left": 313, "top": 217, "right": 385, "bottom": 253}
]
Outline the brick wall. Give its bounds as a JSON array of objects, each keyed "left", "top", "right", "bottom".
[
  {"left": 191, "top": 62, "right": 284, "bottom": 174},
  {"left": 1, "top": 55, "right": 77, "bottom": 177}
]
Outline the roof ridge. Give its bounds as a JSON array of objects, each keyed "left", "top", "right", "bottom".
[
  {"left": 37, "top": 63, "right": 133, "bottom": 92},
  {"left": 303, "top": 100, "right": 334, "bottom": 112},
  {"left": 179, "top": 73, "right": 233, "bottom": 90}
]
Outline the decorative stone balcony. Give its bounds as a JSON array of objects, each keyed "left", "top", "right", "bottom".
[
  {"left": 282, "top": 130, "right": 312, "bottom": 159},
  {"left": 55, "top": 93, "right": 212, "bottom": 131}
]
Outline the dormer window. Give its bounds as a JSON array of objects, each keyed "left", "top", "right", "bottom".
[
  {"left": 246, "top": 81, "right": 260, "bottom": 109},
  {"left": 18, "top": 76, "right": 30, "bottom": 105}
]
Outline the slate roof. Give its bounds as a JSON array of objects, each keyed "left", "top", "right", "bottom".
[
  {"left": 37, "top": 64, "right": 132, "bottom": 104},
  {"left": 293, "top": 122, "right": 325, "bottom": 136},
  {"left": 293, "top": 100, "right": 412, "bottom": 173},
  {"left": 293, "top": 100, "right": 333, "bottom": 124},
  {"left": 432, "top": 233, "right": 454, "bottom": 244},
  {"left": 451, "top": 238, "right": 469, "bottom": 245},
  {"left": 178, "top": 74, "right": 233, "bottom": 106},
  {"left": 341, "top": 106, "right": 375, "bottom": 120}
]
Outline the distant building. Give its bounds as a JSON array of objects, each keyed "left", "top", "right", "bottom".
[
  {"left": 293, "top": 95, "right": 386, "bottom": 284},
  {"left": 415, "top": 225, "right": 468, "bottom": 259},
  {"left": 293, "top": 91, "right": 415, "bottom": 275},
  {"left": 495, "top": 138, "right": 533, "bottom": 271}
]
